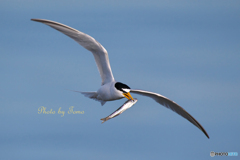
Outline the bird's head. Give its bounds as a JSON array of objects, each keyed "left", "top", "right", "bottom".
[{"left": 115, "top": 82, "right": 134, "bottom": 100}]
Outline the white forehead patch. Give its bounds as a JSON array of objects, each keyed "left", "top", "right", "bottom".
[{"left": 122, "top": 88, "right": 130, "bottom": 93}]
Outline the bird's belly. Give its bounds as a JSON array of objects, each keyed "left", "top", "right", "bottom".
[
  {"left": 104, "top": 96, "right": 123, "bottom": 101},
  {"left": 97, "top": 91, "right": 124, "bottom": 101}
]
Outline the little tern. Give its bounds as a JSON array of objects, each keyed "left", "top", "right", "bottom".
[{"left": 31, "top": 19, "right": 209, "bottom": 139}]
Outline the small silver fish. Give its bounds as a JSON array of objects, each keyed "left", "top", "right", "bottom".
[{"left": 101, "top": 98, "right": 138, "bottom": 123}]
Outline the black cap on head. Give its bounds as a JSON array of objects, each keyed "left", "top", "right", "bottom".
[{"left": 115, "top": 82, "right": 131, "bottom": 93}]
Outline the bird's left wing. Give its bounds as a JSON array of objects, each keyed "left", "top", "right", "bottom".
[
  {"left": 130, "top": 89, "right": 209, "bottom": 138},
  {"left": 31, "top": 19, "right": 114, "bottom": 85}
]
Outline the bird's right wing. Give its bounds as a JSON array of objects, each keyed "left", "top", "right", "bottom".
[
  {"left": 130, "top": 89, "right": 209, "bottom": 138},
  {"left": 31, "top": 19, "right": 114, "bottom": 85}
]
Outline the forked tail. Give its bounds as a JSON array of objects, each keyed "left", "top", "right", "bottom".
[
  {"left": 67, "top": 89, "right": 106, "bottom": 106},
  {"left": 81, "top": 91, "right": 106, "bottom": 106}
]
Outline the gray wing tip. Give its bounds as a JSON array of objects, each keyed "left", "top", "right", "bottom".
[
  {"left": 31, "top": 18, "right": 55, "bottom": 24},
  {"left": 203, "top": 130, "right": 210, "bottom": 139},
  {"left": 31, "top": 18, "right": 51, "bottom": 24},
  {"left": 30, "top": 18, "right": 80, "bottom": 33},
  {"left": 31, "top": 18, "right": 43, "bottom": 22}
]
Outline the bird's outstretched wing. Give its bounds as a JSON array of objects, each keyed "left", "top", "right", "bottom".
[
  {"left": 130, "top": 89, "right": 209, "bottom": 138},
  {"left": 31, "top": 19, "right": 114, "bottom": 85}
]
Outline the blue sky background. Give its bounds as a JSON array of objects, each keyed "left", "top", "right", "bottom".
[{"left": 1, "top": 0, "right": 239, "bottom": 159}]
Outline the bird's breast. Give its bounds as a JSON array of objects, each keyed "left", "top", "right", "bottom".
[{"left": 97, "top": 82, "right": 124, "bottom": 101}]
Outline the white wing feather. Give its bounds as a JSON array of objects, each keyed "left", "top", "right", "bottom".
[
  {"left": 31, "top": 19, "right": 114, "bottom": 85},
  {"left": 130, "top": 89, "right": 209, "bottom": 138}
]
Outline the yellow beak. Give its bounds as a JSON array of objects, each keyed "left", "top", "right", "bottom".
[{"left": 123, "top": 92, "right": 134, "bottom": 100}]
